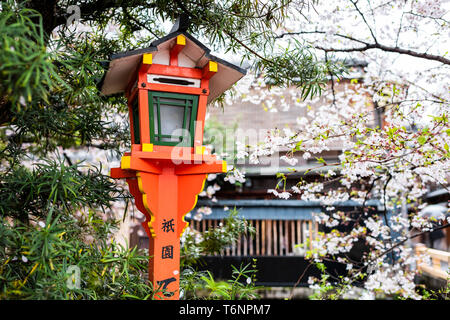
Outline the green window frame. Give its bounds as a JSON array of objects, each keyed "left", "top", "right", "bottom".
[
  {"left": 148, "top": 91, "right": 198, "bottom": 147},
  {"left": 131, "top": 96, "right": 140, "bottom": 144}
]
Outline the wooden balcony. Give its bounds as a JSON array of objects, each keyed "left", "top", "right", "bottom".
[
  {"left": 190, "top": 218, "right": 318, "bottom": 257},
  {"left": 415, "top": 243, "right": 450, "bottom": 282}
]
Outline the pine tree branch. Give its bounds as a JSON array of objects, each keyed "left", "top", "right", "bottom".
[{"left": 173, "top": 0, "right": 273, "bottom": 64}]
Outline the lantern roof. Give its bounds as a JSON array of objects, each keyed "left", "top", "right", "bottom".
[{"left": 98, "top": 26, "right": 246, "bottom": 104}]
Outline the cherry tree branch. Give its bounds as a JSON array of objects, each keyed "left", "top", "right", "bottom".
[
  {"left": 375, "top": 223, "right": 450, "bottom": 265},
  {"left": 350, "top": 0, "right": 379, "bottom": 44},
  {"left": 277, "top": 31, "right": 450, "bottom": 65},
  {"left": 289, "top": 262, "right": 314, "bottom": 299},
  {"left": 335, "top": 223, "right": 450, "bottom": 293},
  {"left": 404, "top": 11, "right": 450, "bottom": 25},
  {"left": 315, "top": 43, "right": 450, "bottom": 65}
]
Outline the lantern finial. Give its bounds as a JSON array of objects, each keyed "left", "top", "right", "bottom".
[{"left": 169, "top": 14, "right": 190, "bottom": 33}]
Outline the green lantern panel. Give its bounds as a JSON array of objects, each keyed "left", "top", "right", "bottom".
[
  {"left": 148, "top": 91, "right": 198, "bottom": 147},
  {"left": 131, "top": 96, "right": 140, "bottom": 144}
]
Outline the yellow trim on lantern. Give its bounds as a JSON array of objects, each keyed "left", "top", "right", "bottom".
[
  {"left": 176, "top": 35, "right": 186, "bottom": 46},
  {"left": 137, "top": 172, "right": 144, "bottom": 192},
  {"left": 136, "top": 172, "right": 156, "bottom": 237},
  {"left": 142, "top": 143, "right": 153, "bottom": 152},
  {"left": 121, "top": 156, "right": 131, "bottom": 170},
  {"left": 209, "top": 61, "right": 218, "bottom": 73},
  {"left": 180, "top": 176, "right": 207, "bottom": 236},
  {"left": 222, "top": 160, "right": 228, "bottom": 173},
  {"left": 142, "top": 53, "right": 152, "bottom": 65},
  {"left": 142, "top": 194, "right": 156, "bottom": 237},
  {"left": 195, "top": 145, "right": 206, "bottom": 155}
]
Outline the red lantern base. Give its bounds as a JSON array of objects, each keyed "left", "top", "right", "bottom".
[{"left": 111, "top": 148, "right": 225, "bottom": 299}]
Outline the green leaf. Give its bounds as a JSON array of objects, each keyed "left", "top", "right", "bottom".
[
  {"left": 418, "top": 136, "right": 427, "bottom": 145},
  {"left": 316, "top": 157, "right": 326, "bottom": 165}
]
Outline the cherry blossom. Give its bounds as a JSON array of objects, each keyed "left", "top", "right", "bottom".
[{"left": 211, "top": 0, "right": 450, "bottom": 299}]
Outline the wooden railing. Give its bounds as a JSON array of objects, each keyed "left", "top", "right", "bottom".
[
  {"left": 190, "top": 218, "right": 318, "bottom": 256},
  {"left": 415, "top": 243, "right": 450, "bottom": 281}
]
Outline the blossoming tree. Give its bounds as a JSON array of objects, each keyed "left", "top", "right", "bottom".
[{"left": 213, "top": 0, "right": 449, "bottom": 299}]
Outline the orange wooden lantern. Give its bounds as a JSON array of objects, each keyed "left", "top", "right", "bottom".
[{"left": 99, "top": 19, "right": 246, "bottom": 299}]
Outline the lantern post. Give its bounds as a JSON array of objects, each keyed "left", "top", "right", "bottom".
[{"left": 99, "top": 18, "right": 246, "bottom": 300}]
